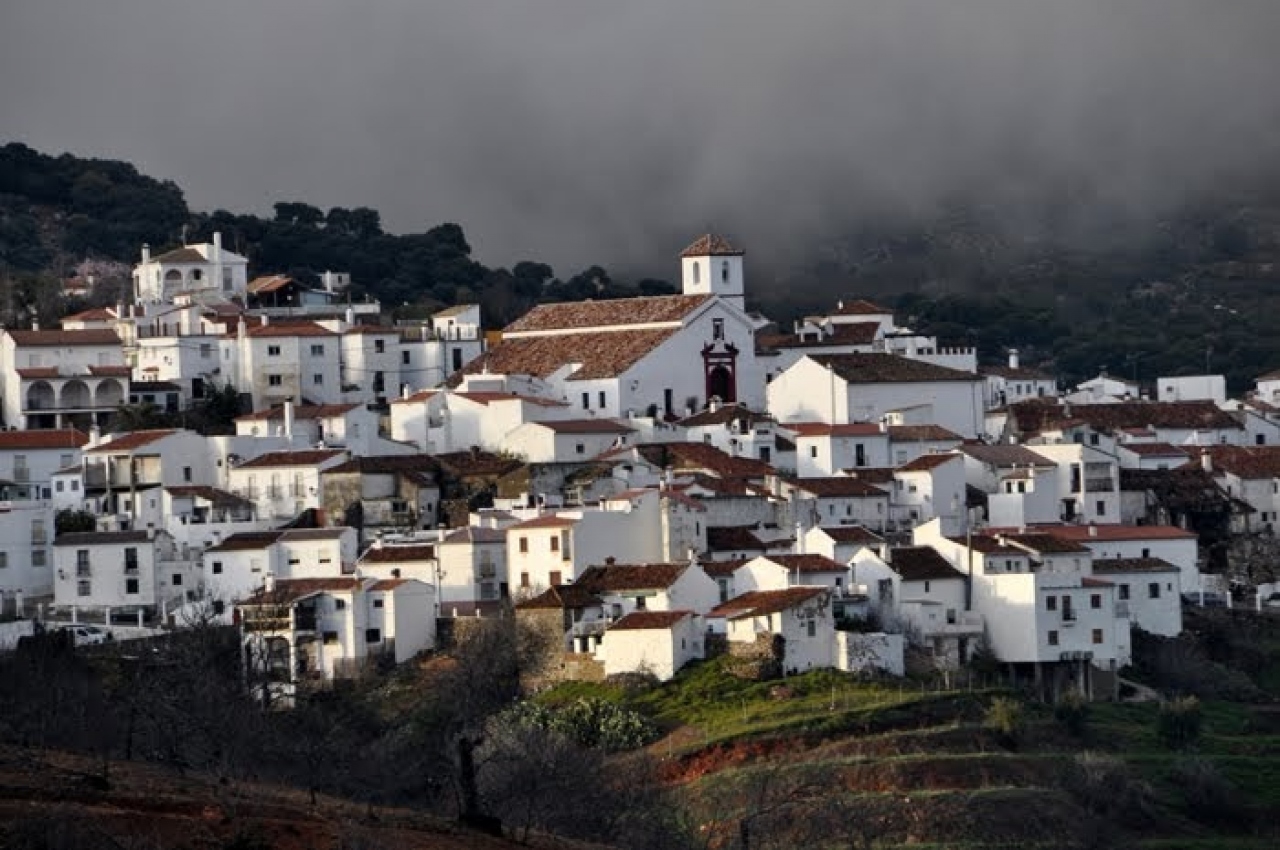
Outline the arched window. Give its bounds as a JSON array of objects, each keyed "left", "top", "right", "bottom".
[{"left": 692, "top": 262, "right": 700, "bottom": 284}]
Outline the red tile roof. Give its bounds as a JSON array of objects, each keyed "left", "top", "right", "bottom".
[
  {"left": 1091, "top": 557, "right": 1181, "bottom": 574},
  {"left": 960, "top": 444, "right": 1056, "bottom": 468},
  {"left": 63, "top": 307, "right": 118, "bottom": 322},
  {"left": 359, "top": 545, "right": 436, "bottom": 563},
  {"left": 239, "top": 577, "right": 362, "bottom": 605},
  {"left": 8, "top": 329, "right": 121, "bottom": 347},
  {"left": 992, "top": 524, "right": 1197, "bottom": 542},
  {"left": 236, "top": 404, "right": 359, "bottom": 422},
  {"left": 701, "top": 557, "right": 749, "bottom": 578},
  {"left": 898, "top": 453, "right": 962, "bottom": 472},
  {"left": 576, "top": 563, "right": 688, "bottom": 591},
  {"left": 204, "top": 531, "right": 286, "bottom": 552},
  {"left": 507, "top": 514, "right": 579, "bottom": 531},
  {"left": 678, "top": 403, "right": 773, "bottom": 428},
  {"left": 515, "top": 584, "right": 601, "bottom": 610},
  {"left": 460, "top": 329, "right": 679, "bottom": 382},
  {"left": 816, "top": 525, "right": 884, "bottom": 544},
  {"left": 149, "top": 246, "right": 208, "bottom": 264},
  {"left": 786, "top": 476, "right": 888, "bottom": 498},
  {"left": 1010, "top": 399, "right": 1242, "bottom": 435},
  {"left": 785, "top": 422, "right": 885, "bottom": 437},
  {"left": 813, "top": 353, "right": 980, "bottom": 384},
  {"left": 15, "top": 367, "right": 60, "bottom": 379},
  {"left": 707, "top": 526, "right": 766, "bottom": 552},
  {"left": 1120, "top": 442, "right": 1190, "bottom": 458},
  {"left": 537, "top": 419, "right": 635, "bottom": 435},
  {"left": 505, "top": 294, "right": 710, "bottom": 333},
  {"left": 235, "top": 449, "right": 346, "bottom": 468},
  {"left": 760, "top": 554, "right": 847, "bottom": 574},
  {"left": 0, "top": 429, "right": 89, "bottom": 449},
  {"left": 1201, "top": 445, "right": 1280, "bottom": 479},
  {"left": 247, "top": 275, "right": 296, "bottom": 294},
  {"left": 631, "top": 442, "right": 776, "bottom": 480},
  {"left": 888, "top": 425, "right": 964, "bottom": 442},
  {"left": 87, "top": 429, "right": 179, "bottom": 453},
  {"left": 890, "top": 546, "right": 963, "bottom": 582},
  {"left": 831, "top": 299, "right": 889, "bottom": 316},
  {"left": 680, "top": 233, "right": 743, "bottom": 257},
  {"left": 369, "top": 578, "right": 411, "bottom": 591},
  {"left": 759, "top": 322, "right": 881, "bottom": 350},
  {"left": 709, "top": 587, "right": 827, "bottom": 619},
  {"left": 242, "top": 322, "right": 336, "bottom": 338},
  {"left": 1001, "top": 533, "right": 1091, "bottom": 554},
  {"left": 609, "top": 610, "right": 694, "bottom": 631},
  {"left": 89, "top": 365, "right": 131, "bottom": 377}
]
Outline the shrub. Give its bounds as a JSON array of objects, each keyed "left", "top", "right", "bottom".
[
  {"left": 1170, "top": 757, "right": 1249, "bottom": 827},
  {"left": 1053, "top": 691, "right": 1091, "bottom": 737},
  {"left": 1066, "top": 752, "right": 1156, "bottom": 827},
  {"left": 502, "top": 697, "right": 658, "bottom": 752},
  {"left": 1156, "top": 696, "right": 1203, "bottom": 750},
  {"left": 983, "top": 696, "right": 1024, "bottom": 749}
]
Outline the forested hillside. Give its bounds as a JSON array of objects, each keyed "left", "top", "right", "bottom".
[{"left": 4, "top": 141, "right": 1280, "bottom": 391}]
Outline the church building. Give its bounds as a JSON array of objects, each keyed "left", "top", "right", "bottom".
[{"left": 457, "top": 234, "right": 766, "bottom": 419}]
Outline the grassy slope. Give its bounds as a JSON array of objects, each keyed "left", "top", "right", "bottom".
[{"left": 536, "top": 656, "right": 1280, "bottom": 848}]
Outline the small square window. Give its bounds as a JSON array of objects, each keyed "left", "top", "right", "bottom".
[
  {"left": 1046, "top": 595, "right": 1057, "bottom": 611},
  {"left": 310, "top": 344, "right": 325, "bottom": 357},
  {"left": 267, "top": 345, "right": 281, "bottom": 356},
  {"left": 1090, "top": 594, "right": 1102, "bottom": 609},
  {"left": 1092, "top": 628, "right": 1104, "bottom": 645},
  {"left": 402, "top": 350, "right": 411, "bottom": 365},
  {"left": 373, "top": 599, "right": 384, "bottom": 609},
  {"left": 374, "top": 340, "right": 385, "bottom": 354},
  {"left": 212, "top": 561, "right": 223, "bottom": 575},
  {"left": 125, "top": 578, "right": 139, "bottom": 594},
  {"left": 313, "top": 374, "right": 324, "bottom": 385},
  {"left": 172, "top": 573, "right": 183, "bottom": 587},
  {"left": 1047, "top": 630, "right": 1059, "bottom": 646},
  {"left": 366, "top": 628, "right": 382, "bottom": 643},
  {"left": 268, "top": 375, "right": 283, "bottom": 387},
  {"left": 1119, "top": 584, "right": 1130, "bottom": 600},
  {"left": 334, "top": 599, "right": 347, "bottom": 610}
]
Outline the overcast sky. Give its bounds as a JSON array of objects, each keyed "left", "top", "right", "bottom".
[{"left": 3, "top": 1, "right": 1280, "bottom": 274}]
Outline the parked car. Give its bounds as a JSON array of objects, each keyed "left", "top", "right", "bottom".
[{"left": 61, "top": 625, "right": 112, "bottom": 645}]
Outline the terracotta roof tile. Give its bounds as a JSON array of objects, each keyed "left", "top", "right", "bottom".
[
  {"left": 241, "top": 322, "right": 336, "bottom": 339},
  {"left": 898, "top": 453, "right": 962, "bottom": 472},
  {"left": 888, "top": 425, "right": 964, "bottom": 442},
  {"left": 759, "top": 321, "right": 881, "bottom": 350},
  {"left": 235, "top": 449, "right": 346, "bottom": 468},
  {"left": 678, "top": 403, "right": 773, "bottom": 428},
  {"left": 961, "top": 444, "right": 1056, "bottom": 468},
  {"left": 813, "top": 353, "right": 980, "bottom": 384},
  {"left": 515, "top": 584, "right": 600, "bottom": 610},
  {"left": 8, "top": 329, "right": 121, "bottom": 347},
  {"left": 1091, "top": 557, "right": 1181, "bottom": 574},
  {"left": 760, "top": 554, "right": 846, "bottom": 574},
  {"left": 609, "top": 610, "right": 694, "bottom": 631},
  {"left": 890, "top": 546, "right": 963, "bottom": 582},
  {"left": 460, "top": 329, "right": 678, "bottom": 382},
  {"left": 785, "top": 422, "right": 885, "bottom": 437},
  {"left": 0, "top": 429, "right": 88, "bottom": 449},
  {"left": 787, "top": 476, "right": 888, "bottom": 498},
  {"left": 54, "top": 530, "right": 151, "bottom": 546},
  {"left": 576, "top": 563, "right": 687, "bottom": 591},
  {"left": 148, "top": 246, "right": 208, "bottom": 264},
  {"left": 359, "top": 544, "right": 436, "bottom": 563},
  {"left": 1120, "top": 442, "right": 1190, "bottom": 458},
  {"left": 16, "top": 367, "right": 60, "bottom": 379},
  {"left": 89, "top": 365, "right": 131, "bottom": 377},
  {"left": 707, "top": 526, "right": 766, "bottom": 552},
  {"left": 505, "top": 294, "right": 710, "bottom": 333},
  {"left": 701, "top": 557, "right": 749, "bottom": 578},
  {"left": 709, "top": 587, "right": 827, "bottom": 619},
  {"left": 87, "top": 429, "right": 179, "bottom": 453},
  {"left": 831, "top": 299, "right": 889, "bottom": 316},
  {"left": 816, "top": 525, "right": 884, "bottom": 544},
  {"left": 239, "top": 577, "right": 362, "bottom": 605},
  {"left": 680, "top": 233, "right": 743, "bottom": 257},
  {"left": 237, "top": 404, "right": 360, "bottom": 422},
  {"left": 1201, "top": 445, "right": 1280, "bottom": 479},
  {"left": 63, "top": 307, "right": 118, "bottom": 322},
  {"left": 247, "top": 275, "right": 295, "bottom": 294},
  {"left": 507, "top": 514, "right": 579, "bottom": 531},
  {"left": 1010, "top": 399, "right": 1242, "bottom": 435},
  {"left": 204, "top": 531, "right": 286, "bottom": 552}
]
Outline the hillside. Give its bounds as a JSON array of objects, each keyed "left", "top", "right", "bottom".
[
  {"left": 0, "top": 744, "right": 568, "bottom": 850},
  {"left": 5, "top": 141, "right": 1280, "bottom": 390}
]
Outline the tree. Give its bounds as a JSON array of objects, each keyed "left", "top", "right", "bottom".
[
  {"left": 273, "top": 201, "right": 324, "bottom": 228},
  {"left": 55, "top": 509, "right": 98, "bottom": 534}
]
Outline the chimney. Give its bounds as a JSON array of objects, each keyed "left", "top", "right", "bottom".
[
  {"left": 212, "top": 231, "right": 223, "bottom": 293},
  {"left": 391, "top": 567, "right": 401, "bottom": 578},
  {"left": 141, "top": 244, "right": 151, "bottom": 264},
  {"left": 708, "top": 396, "right": 720, "bottom": 413},
  {"left": 283, "top": 399, "right": 295, "bottom": 442},
  {"left": 1088, "top": 524, "right": 1098, "bottom": 538},
  {"left": 31, "top": 318, "right": 38, "bottom": 331},
  {"left": 1200, "top": 449, "right": 1212, "bottom": 473},
  {"left": 1008, "top": 348, "right": 1019, "bottom": 370},
  {"left": 264, "top": 572, "right": 276, "bottom": 592},
  {"left": 345, "top": 306, "right": 355, "bottom": 325},
  {"left": 605, "top": 556, "right": 616, "bottom": 566}
]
